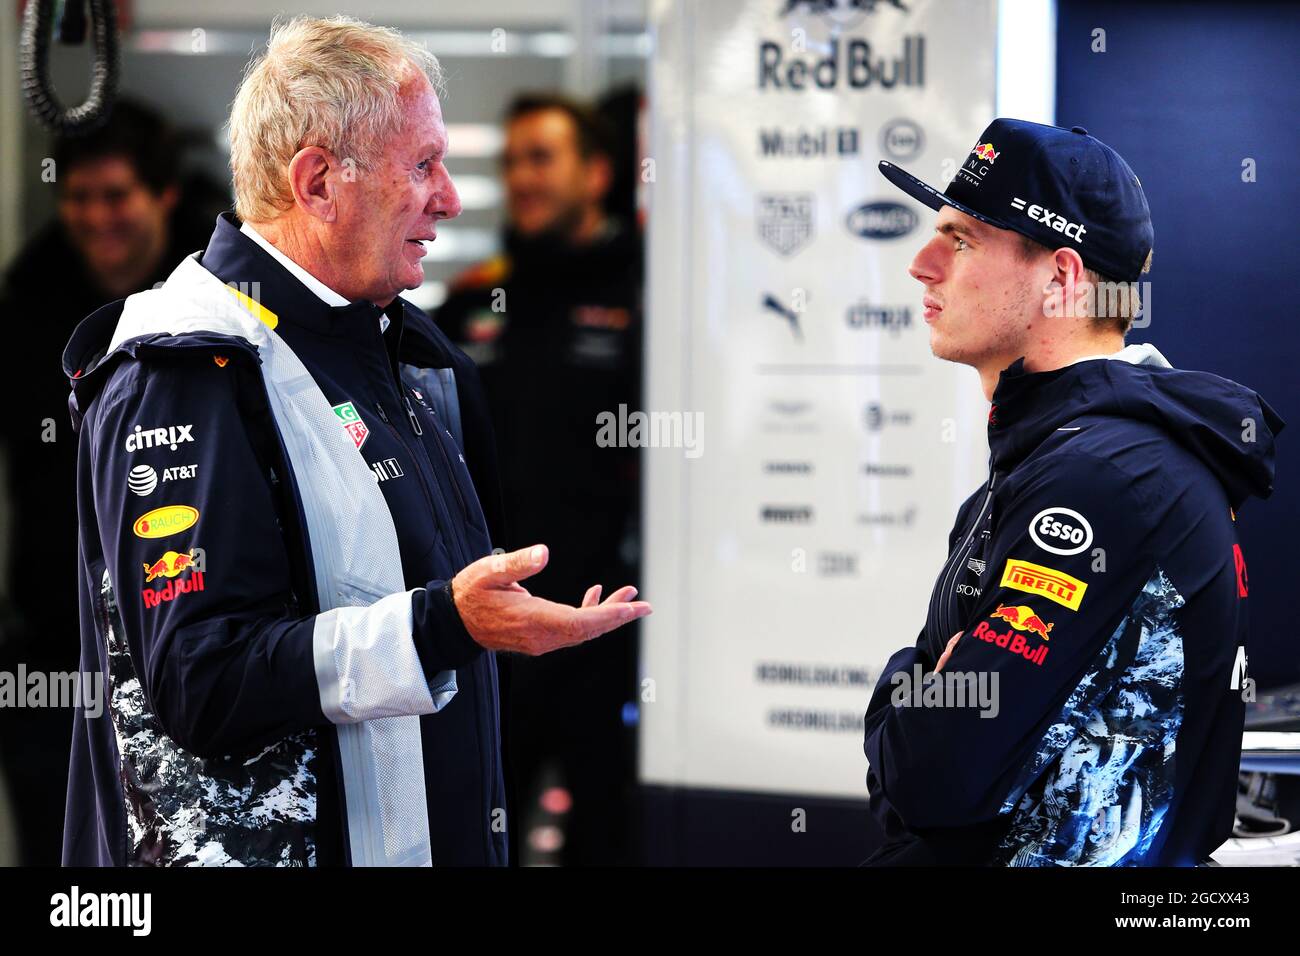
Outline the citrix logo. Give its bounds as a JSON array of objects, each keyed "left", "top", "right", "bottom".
[
  {"left": 1010, "top": 197, "right": 1087, "bottom": 243},
  {"left": 125, "top": 424, "right": 195, "bottom": 453}
]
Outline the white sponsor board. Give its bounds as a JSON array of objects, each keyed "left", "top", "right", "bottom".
[{"left": 641, "top": 0, "right": 996, "bottom": 798}]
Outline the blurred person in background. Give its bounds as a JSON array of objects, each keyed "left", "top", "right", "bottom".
[
  {"left": 435, "top": 92, "right": 643, "bottom": 865},
  {"left": 0, "top": 99, "right": 219, "bottom": 865}
]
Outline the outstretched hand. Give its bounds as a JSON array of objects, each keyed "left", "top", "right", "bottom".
[{"left": 451, "top": 544, "right": 652, "bottom": 655}]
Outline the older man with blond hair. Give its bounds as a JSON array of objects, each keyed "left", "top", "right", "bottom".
[{"left": 60, "top": 16, "right": 649, "bottom": 867}]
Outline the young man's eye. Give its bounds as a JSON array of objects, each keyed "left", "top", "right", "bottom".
[{"left": 954, "top": 236, "right": 969, "bottom": 251}]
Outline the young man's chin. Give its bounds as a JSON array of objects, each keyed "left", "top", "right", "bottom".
[
  {"left": 928, "top": 335, "right": 986, "bottom": 371},
  {"left": 928, "top": 329, "right": 960, "bottom": 363}
]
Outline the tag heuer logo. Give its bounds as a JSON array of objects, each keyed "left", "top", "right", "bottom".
[
  {"left": 757, "top": 193, "right": 815, "bottom": 256},
  {"left": 333, "top": 401, "right": 370, "bottom": 450}
]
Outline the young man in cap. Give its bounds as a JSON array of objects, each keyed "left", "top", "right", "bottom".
[{"left": 861, "top": 119, "right": 1284, "bottom": 866}]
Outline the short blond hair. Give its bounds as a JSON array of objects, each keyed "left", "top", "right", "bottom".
[
  {"left": 1018, "top": 234, "right": 1152, "bottom": 336},
  {"left": 228, "top": 16, "right": 444, "bottom": 222}
]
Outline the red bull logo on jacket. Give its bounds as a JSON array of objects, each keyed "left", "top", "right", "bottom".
[
  {"left": 141, "top": 572, "right": 205, "bottom": 610},
  {"left": 142, "top": 549, "right": 199, "bottom": 583},
  {"left": 972, "top": 616, "right": 1049, "bottom": 666},
  {"left": 989, "top": 603, "right": 1054, "bottom": 640}
]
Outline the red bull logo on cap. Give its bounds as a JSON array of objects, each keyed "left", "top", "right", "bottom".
[
  {"left": 990, "top": 603, "right": 1054, "bottom": 641},
  {"left": 971, "top": 142, "right": 999, "bottom": 164}
]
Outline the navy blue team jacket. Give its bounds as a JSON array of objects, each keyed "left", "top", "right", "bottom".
[
  {"left": 863, "top": 350, "right": 1284, "bottom": 866},
  {"left": 61, "top": 213, "right": 508, "bottom": 866}
]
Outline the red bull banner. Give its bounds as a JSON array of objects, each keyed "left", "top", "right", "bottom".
[{"left": 641, "top": 0, "right": 996, "bottom": 798}]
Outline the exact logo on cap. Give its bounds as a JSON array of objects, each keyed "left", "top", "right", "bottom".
[
  {"left": 1010, "top": 197, "right": 1087, "bottom": 244},
  {"left": 877, "top": 118, "right": 1154, "bottom": 284}
]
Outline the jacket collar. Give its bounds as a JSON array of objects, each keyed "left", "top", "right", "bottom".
[
  {"left": 987, "top": 347, "right": 1173, "bottom": 470},
  {"left": 987, "top": 358, "right": 1077, "bottom": 471},
  {"left": 985, "top": 345, "right": 1283, "bottom": 508},
  {"left": 200, "top": 212, "right": 404, "bottom": 344},
  {"left": 237, "top": 219, "right": 351, "bottom": 307}
]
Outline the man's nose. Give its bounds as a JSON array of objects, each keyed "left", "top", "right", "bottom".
[
  {"left": 81, "top": 199, "right": 117, "bottom": 232},
  {"left": 908, "top": 236, "right": 943, "bottom": 286},
  {"left": 432, "top": 169, "right": 462, "bottom": 220}
]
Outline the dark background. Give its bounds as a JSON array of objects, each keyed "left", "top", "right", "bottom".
[{"left": 1055, "top": 0, "right": 1299, "bottom": 685}]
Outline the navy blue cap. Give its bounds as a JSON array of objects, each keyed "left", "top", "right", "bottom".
[{"left": 879, "top": 118, "right": 1154, "bottom": 282}]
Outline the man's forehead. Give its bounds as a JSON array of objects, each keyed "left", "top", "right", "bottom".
[
  {"left": 507, "top": 108, "right": 578, "bottom": 144},
  {"left": 398, "top": 82, "right": 447, "bottom": 149},
  {"left": 934, "top": 205, "right": 1010, "bottom": 241},
  {"left": 63, "top": 156, "right": 142, "bottom": 187},
  {"left": 935, "top": 206, "right": 983, "bottom": 233}
]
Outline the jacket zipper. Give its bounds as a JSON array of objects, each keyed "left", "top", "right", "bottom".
[
  {"left": 385, "top": 361, "right": 496, "bottom": 862},
  {"left": 933, "top": 458, "right": 998, "bottom": 660},
  {"left": 377, "top": 393, "right": 476, "bottom": 573},
  {"left": 375, "top": 399, "right": 442, "bottom": 538},
  {"left": 404, "top": 396, "right": 423, "bottom": 436},
  {"left": 418, "top": 394, "right": 473, "bottom": 534},
  {"left": 403, "top": 386, "right": 497, "bottom": 861}
]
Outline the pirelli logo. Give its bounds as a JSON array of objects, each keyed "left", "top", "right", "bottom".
[{"left": 999, "top": 558, "right": 1088, "bottom": 611}]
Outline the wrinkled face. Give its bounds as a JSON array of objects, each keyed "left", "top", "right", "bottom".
[
  {"left": 908, "top": 205, "right": 1044, "bottom": 370},
  {"left": 502, "top": 109, "right": 593, "bottom": 238},
  {"left": 58, "top": 156, "right": 175, "bottom": 282},
  {"left": 332, "top": 72, "right": 461, "bottom": 305}
]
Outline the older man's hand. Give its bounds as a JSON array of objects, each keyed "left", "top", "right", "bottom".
[{"left": 451, "top": 544, "right": 651, "bottom": 655}]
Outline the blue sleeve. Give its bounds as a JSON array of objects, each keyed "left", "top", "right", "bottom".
[{"left": 863, "top": 454, "right": 1157, "bottom": 830}]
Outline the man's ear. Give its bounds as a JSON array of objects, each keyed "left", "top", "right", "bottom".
[
  {"left": 583, "top": 153, "right": 613, "bottom": 205},
  {"left": 158, "top": 184, "right": 180, "bottom": 215},
  {"left": 1050, "top": 246, "right": 1090, "bottom": 315},
  {"left": 286, "top": 146, "right": 338, "bottom": 222}
]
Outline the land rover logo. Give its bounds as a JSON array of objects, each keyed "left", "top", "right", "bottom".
[{"left": 846, "top": 201, "right": 917, "bottom": 240}]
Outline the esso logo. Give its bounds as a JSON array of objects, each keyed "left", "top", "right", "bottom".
[{"left": 1029, "top": 507, "right": 1093, "bottom": 555}]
